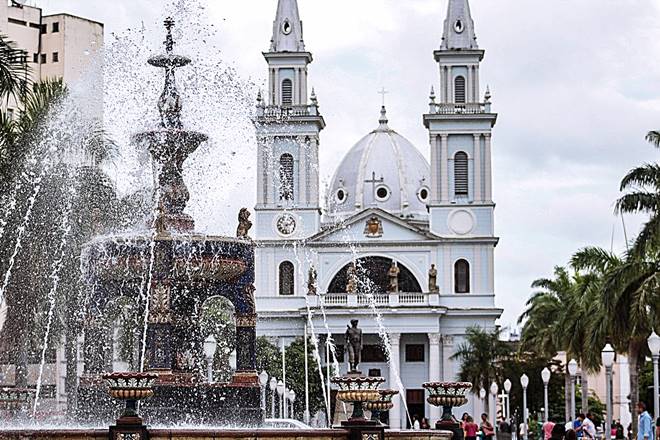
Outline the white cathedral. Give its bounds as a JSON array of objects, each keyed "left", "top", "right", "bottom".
[{"left": 253, "top": 0, "right": 502, "bottom": 428}]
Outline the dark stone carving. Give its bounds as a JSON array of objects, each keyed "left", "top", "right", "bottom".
[
  {"left": 236, "top": 208, "right": 252, "bottom": 238},
  {"left": 345, "top": 319, "right": 363, "bottom": 373}
]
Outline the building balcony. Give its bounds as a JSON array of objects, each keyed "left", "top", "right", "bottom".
[
  {"left": 428, "top": 102, "right": 491, "bottom": 115},
  {"left": 315, "top": 292, "right": 432, "bottom": 307},
  {"left": 255, "top": 292, "right": 498, "bottom": 315}
]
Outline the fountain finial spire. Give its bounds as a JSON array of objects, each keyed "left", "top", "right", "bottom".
[{"left": 164, "top": 17, "right": 175, "bottom": 54}]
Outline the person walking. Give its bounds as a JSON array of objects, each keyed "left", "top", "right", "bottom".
[
  {"left": 580, "top": 412, "right": 596, "bottom": 440},
  {"left": 482, "top": 413, "right": 495, "bottom": 440},
  {"left": 543, "top": 418, "right": 556, "bottom": 440},
  {"left": 636, "top": 402, "right": 653, "bottom": 440}
]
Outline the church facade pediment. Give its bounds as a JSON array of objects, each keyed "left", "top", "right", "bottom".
[{"left": 309, "top": 208, "right": 438, "bottom": 244}]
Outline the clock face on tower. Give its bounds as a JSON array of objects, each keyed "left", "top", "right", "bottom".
[{"left": 276, "top": 214, "right": 297, "bottom": 236}]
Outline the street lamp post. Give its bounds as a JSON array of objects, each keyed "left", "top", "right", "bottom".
[
  {"left": 648, "top": 331, "right": 660, "bottom": 422},
  {"left": 269, "top": 377, "right": 277, "bottom": 419},
  {"left": 289, "top": 390, "right": 296, "bottom": 419},
  {"left": 203, "top": 335, "right": 217, "bottom": 384},
  {"left": 568, "top": 359, "right": 578, "bottom": 423},
  {"left": 490, "top": 382, "right": 499, "bottom": 426},
  {"left": 602, "top": 344, "right": 615, "bottom": 440},
  {"left": 541, "top": 367, "right": 551, "bottom": 423},
  {"left": 504, "top": 379, "right": 512, "bottom": 420},
  {"left": 259, "top": 371, "right": 269, "bottom": 415},
  {"left": 277, "top": 380, "right": 285, "bottom": 419},
  {"left": 480, "top": 387, "right": 487, "bottom": 416},
  {"left": 521, "top": 374, "right": 529, "bottom": 440}
]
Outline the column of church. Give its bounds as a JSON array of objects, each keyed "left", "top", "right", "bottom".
[
  {"left": 389, "top": 333, "right": 402, "bottom": 429},
  {"left": 442, "top": 335, "right": 454, "bottom": 381},
  {"left": 428, "top": 333, "right": 442, "bottom": 422},
  {"left": 484, "top": 134, "right": 492, "bottom": 201},
  {"left": 473, "top": 134, "right": 481, "bottom": 201},
  {"left": 440, "top": 134, "right": 449, "bottom": 202},
  {"left": 298, "top": 135, "right": 308, "bottom": 205}
]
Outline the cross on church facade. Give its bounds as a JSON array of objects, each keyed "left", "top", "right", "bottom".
[{"left": 365, "top": 171, "right": 384, "bottom": 205}]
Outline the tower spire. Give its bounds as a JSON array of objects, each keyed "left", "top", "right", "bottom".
[
  {"left": 440, "top": 0, "right": 478, "bottom": 50},
  {"left": 270, "top": 0, "right": 306, "bottom": 52}
]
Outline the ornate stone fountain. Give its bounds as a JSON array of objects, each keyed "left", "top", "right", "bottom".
[
  {"left": 77, "top": 18, "right": 260, "bottom": 426},
  {"left": 331, "top": 320, "right": 387, "bottom": 440},
  {"left": 422, "top": 381, "right": 472, "bottom": 440}
]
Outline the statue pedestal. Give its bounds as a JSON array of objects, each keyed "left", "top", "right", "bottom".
[
  {"left": 109, "top": 415, "right": 150, "bottom": 440},
  {"left": 341, "top": 419, "right": 385, "bottom": 440}
]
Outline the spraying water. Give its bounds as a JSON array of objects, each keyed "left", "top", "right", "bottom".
[{"left": 33, "top": 179, "right": 76, "bottom": 415}]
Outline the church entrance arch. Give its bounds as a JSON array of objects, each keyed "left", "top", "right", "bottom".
[{"left": 327, "top": 256, "right": 422, "bottom": 293}]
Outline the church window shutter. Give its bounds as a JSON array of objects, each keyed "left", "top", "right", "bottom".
[
  {"left": 454, "top": 151, "right": 469, "bottom": 197},
  {"left": 281, "top": 79, "right": 293, "bottom": 107},
  {"left": 279, "top": 153, "right": 294, "bottom": 201},
  {"left": 454, "top": 76, "right": 466, "bottom": 103},
  {"left": 454, "top": 259, "right": 470, "bottom": 293},
  {"left": 279, "top": 261, "right": 295, "bottom": 296}
]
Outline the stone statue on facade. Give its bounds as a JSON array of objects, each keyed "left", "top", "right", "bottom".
[
  {"left": 307, "top": 266, "right": 317, "bottom": 295},
  {"left": 388, "top": 262, "right": 400, "bottom": 292},
  {"left": 236, "top": 208, "right": 252, "bottom": 238},
  {"left": 346, "top": 263, "right": 357, "bottom": 293},
  {"left": 429, "top": 264, "right": 439, "bottom": 293},
  {"left": 345, "top": 319, "right": 363, "bottom": 372}
]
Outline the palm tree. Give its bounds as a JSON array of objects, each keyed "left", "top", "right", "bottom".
[
  {"left": 451, "top": 326, "right": 510, "bottom": 410},
  {"left": 519, "top": 266, "right": 605, "bottom": 419},
  {"left": 571, "top": 246, "right": 659, "bottom": 435},
  {"left": 615, "top": 131, "right": 660, "bottom": 257},
  {"left": 0, "top": 34, "right": 29, "bottom": 105}
]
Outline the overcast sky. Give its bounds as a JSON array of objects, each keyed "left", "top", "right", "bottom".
[{"left": 36, "top": 0, "right": 660, "bottom": 328}]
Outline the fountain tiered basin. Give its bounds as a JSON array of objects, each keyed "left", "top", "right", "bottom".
[
  {"left": 423, "top": 382, "right": 472, "bottom": 440},
  {"left": 365, "top": 389, "right": 398, "bottom": 422}
]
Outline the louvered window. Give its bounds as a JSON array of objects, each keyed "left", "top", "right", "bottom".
[
  {"left": 281, "top": 79, "right": 293, "bottom": 107},
  {"left": 279, "top": 261, "right": 295, "bottom": 296},
  {"left": 454, "top": 151, "right": 469, "bottom": 197},
  {"left": 454, "top": 259, "right": 470, "bottom": 293},
  {"left": 454, "top": 76, "right": 466, "bottom": 103},
  {"left": 279, "top": 153, "right": 294, "bottom": 201}
]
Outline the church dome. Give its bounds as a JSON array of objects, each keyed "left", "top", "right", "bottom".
[{"left": 327, "top": 107, "right": 431, "bottom": 218}]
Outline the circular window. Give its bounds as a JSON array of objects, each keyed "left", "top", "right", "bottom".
[
  {"left": 454, "top": 20, "right": 464, "bottom": 33},
  {"left": 336, "top": 188, "right": 347, "bottom": 204},
  {"left": 375, "top": 185, "right": 390, "bottom": 202},
  {"left": 282, "top": 20, "right": 292, "bottom": 35},
  {"left": 418, "top": 187, "right": 430, "bottom": 203}
]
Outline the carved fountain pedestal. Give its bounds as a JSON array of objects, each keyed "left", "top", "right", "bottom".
[{"left": 77, "top": 18, "right": 261, "bottom": 426}]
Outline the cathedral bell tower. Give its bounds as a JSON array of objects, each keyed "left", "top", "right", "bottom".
[
  {"left": 424, "top": 0, "right": 497, "bottom": 239},
  {"left": 254, "top": 0, "right": 325, "bottom": 240}
]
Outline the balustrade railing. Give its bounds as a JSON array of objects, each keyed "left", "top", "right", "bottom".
[
  {"left": 256, "top": 104, "right": 319, "bottom": 120},
  {"left": 429, "top": 102, "right": 488, "bottom": 115},
  {"left": 318, "top": 292, "right": 431, "bottom": 307}
]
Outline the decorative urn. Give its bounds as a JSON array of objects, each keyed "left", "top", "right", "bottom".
[
  {"left": 103, "top": 372, "right": 158, "bottom": 420},
  {"left": 331, "top": 375, "right": 385, "bottom": 421},
  {"left": 0, "top": 387, "right": 35, "bottom": 411},
  {"left": 423, "top": 381, "right": 472, "bottom": 440},
  {"left": 365, "top": 389, "right": 398, "bottom": 423}
]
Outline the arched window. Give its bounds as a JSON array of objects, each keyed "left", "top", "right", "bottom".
[
  {"left": 281, "top": 79, "right": 293, "bottom": 107},
  {"left": 454, "top": 151, "right": 469, "bottom": 197},
  {"left": 454, "top": 76, "right": 466, "bottom": 104},
  {"left": 279, "top": 261, "right": 295, "bottom": 296},
  {"left": 279, "top": 153, "right": 294, "bottom": 201},
  {"left": 454, "top": 259, "right": 470, "bottom": 293}
]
